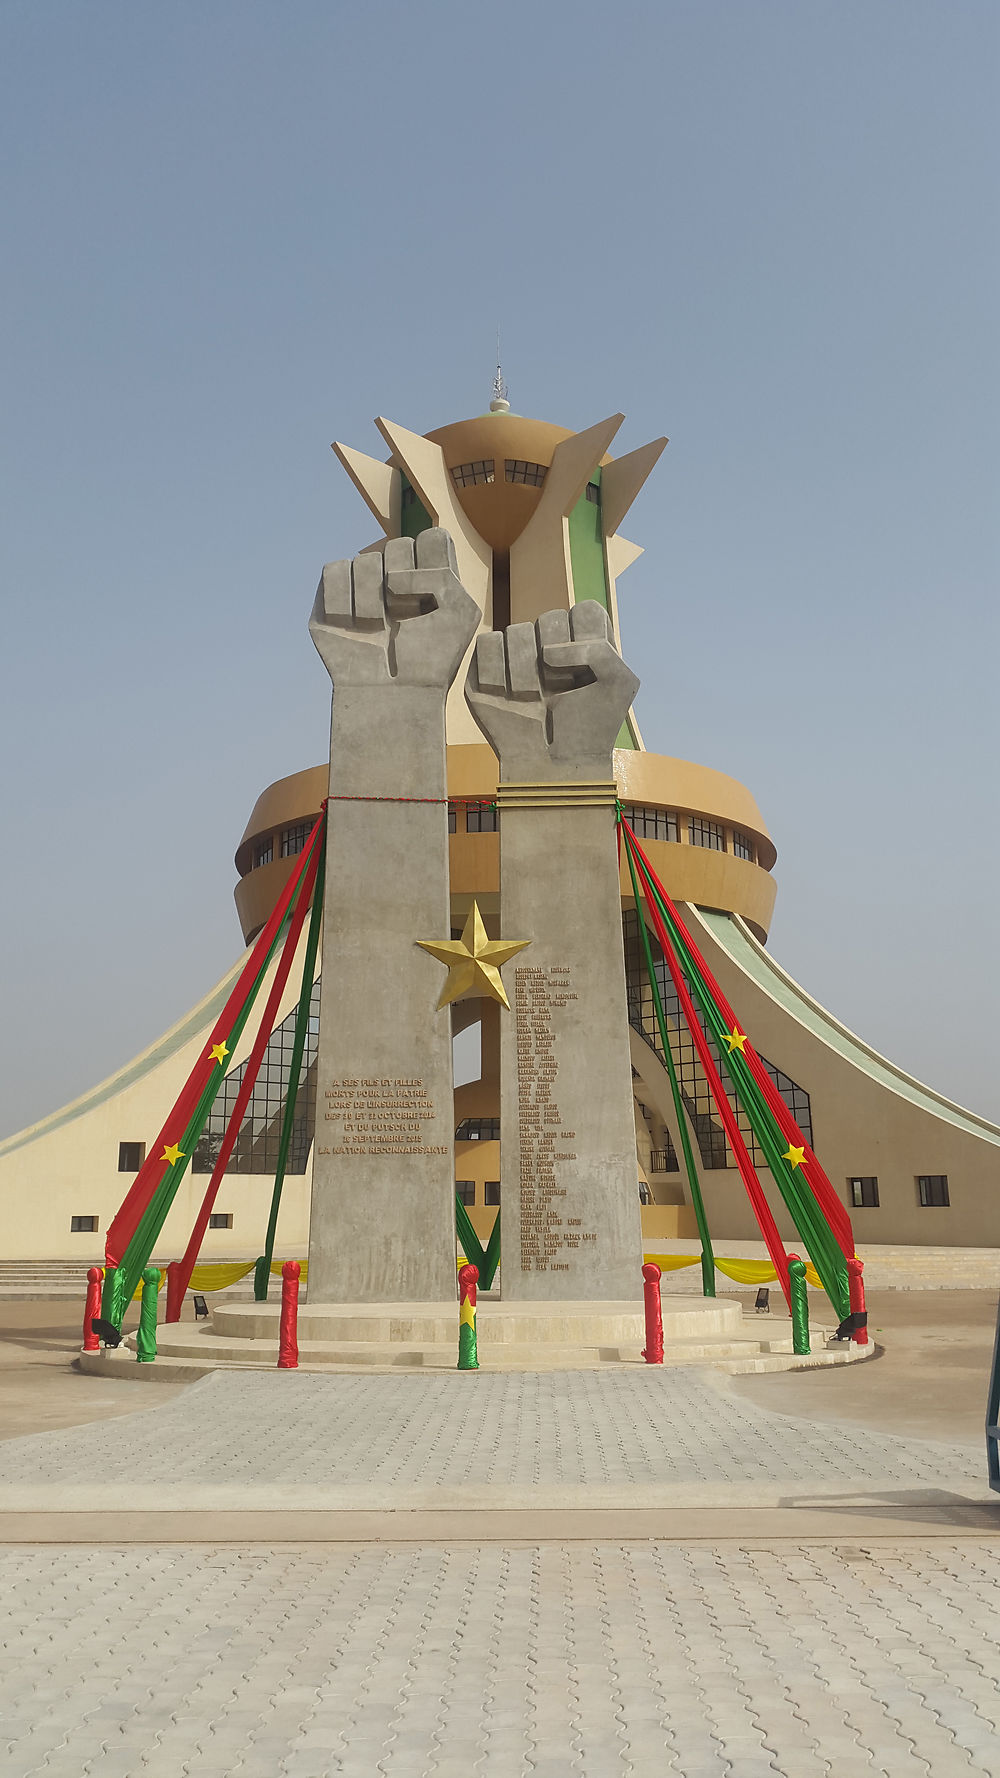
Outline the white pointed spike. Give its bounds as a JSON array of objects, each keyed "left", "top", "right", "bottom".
[
  {"left": 599, "top": 437, "right": 668, "bottom": 538},
  {"left": 332, "top": 443, "right": 401, "bottom": 537}
]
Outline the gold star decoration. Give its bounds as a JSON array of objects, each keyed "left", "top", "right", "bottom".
[
  {"left": 209, "top": 1041, "right": 229, "bottom": 1067},
  {"left": 782, "top": 1144, "right": 806, "bottom": 1169},
  {"left": 416, "top": 901, "right": 530, "bottom": 1010},
  {"left": 722, "top": 1026, "right": 747, "bottom": 1054},
  {"left": 161, "top": 1142, "right": 185, "bottom": 1167}
]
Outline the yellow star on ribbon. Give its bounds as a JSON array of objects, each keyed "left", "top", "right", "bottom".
[
  {"left": 161, "top": 1142, "right": 185, "bottom": 1167},
  {"left": 416, "top": 901, "right": 530, "bottom": 1010},
  {"left": 722, "top": 1026, "right": 747, "bottom": 1054},
  {"left": 459, "top": 1298, "right": 476, "bottom": 1328},
  {"left": 209, "top": 1042, "right": 229, "bottom": 1067},
  {"left": 782, "top": 1144, "right": 806, "bottom": 1169}
]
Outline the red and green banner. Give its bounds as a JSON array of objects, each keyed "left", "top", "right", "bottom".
[
  {"left": 102, "top": 810, "right": 326, "bottom": 1326},
  {"left": 620, "top": 816, "right": 852, "bottom": 1322}
]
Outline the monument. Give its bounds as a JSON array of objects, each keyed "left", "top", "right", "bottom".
[
  {"left": 466, "top": 605, "right": 644, "bottom": 1298},
  {"left": 307, "top": 529, "right": 479, "bottom": 1302},
  {"left": 307, "top": 519, "right": 645, "bottom": 1310}
]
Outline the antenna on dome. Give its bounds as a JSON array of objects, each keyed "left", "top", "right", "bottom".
[{"left": 490, "top": 328, "right": 510, "bottom": 413}]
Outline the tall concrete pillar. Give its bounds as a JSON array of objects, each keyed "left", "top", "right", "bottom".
[
  {"left": 307, "top": 531, "right": 479, "bottom": 1302},
  {"left": 465, "top": 604, "right": 643, "bottom": 1300}
]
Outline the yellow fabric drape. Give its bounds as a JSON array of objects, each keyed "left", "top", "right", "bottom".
[{"left": 644, "top": 1252, "right": 822, "bottom": 1289}]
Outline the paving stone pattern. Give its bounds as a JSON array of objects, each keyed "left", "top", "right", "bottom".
[
  {"left": 0, "top": 1370, "right": 981, "bottom": 1490},
  {"left": 2, "top": 1540, "right": 1000, "bottom": 1776}
]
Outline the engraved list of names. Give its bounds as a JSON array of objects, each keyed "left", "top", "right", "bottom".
[{"left": 515, "top": 964, "right": 594, "bottom": 1272}]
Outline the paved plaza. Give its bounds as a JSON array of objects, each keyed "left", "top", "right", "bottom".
[
  {"left": 0, "top": 1347, "right": 998, "bottom": 1776},
  {"left": 3, "top": 1539, "right": 1000, "bottom": 1776}
]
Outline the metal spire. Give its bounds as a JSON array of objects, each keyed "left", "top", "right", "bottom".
[{"left": 490, "top": 329, "right": 510, "bottom": 412}]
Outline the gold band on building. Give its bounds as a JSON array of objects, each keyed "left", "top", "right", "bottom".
[{"left": 492, "top": 780, "right": 620, "bottom": 811}]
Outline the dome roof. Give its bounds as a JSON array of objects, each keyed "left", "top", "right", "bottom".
[{"left": 412, "top": 410, "right": 612, "bottom": 552}]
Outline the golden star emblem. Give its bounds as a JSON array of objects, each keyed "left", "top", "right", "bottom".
[
  {"left": 209, "top": 1042, "right": 229, "bottom": 1067},
  {"left": 783, "top": 1144, "right": 806, "bottom": 1169},
  {"left": 722, "top": 1026, "right": 747, "bottom": 1054},
  {"left": 416, "top": 901, "right": 530, "bottom": 1009},
  {"left": 161, "top": 1142, "right": 185, "bottom": 1167}
]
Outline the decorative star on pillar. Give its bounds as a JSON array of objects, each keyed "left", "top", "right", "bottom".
[
  {"left": 209, "top": 1042, "right": 229, "bottom": 1068},
  {"left": 161, "top": 1142, "right": 185, "bottom": 1167},
  {"left": 782, "top": 1144, "right": 806, "bottom": 1169},
  {"left": 416, "top": 901, "right": 530, "bottom": 1010},
  {"left": 722, "top": 1026, "right": 747, "bottom": 1054}
]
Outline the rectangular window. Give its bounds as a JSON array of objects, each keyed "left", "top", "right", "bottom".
[
  {"left": 689, "top": 817, "right": 726, "bottom": 851},
  {"left": 505, "top": 459, "right": 547, "bottom": 487},
  {"left": 448, "top": 804, "right": 458, "bottom": 834},
  {"left": 485, "top": 1181, "right": 501, "bottom": 1206},
  {"left": 849, "top": 1176, "right": 880, "bottom": 1208},
  {"left": 585, "top": 481, "right": 601, "bottom": 504},
  {"left": 465, "top": 803, "right": 498, "bottom": 833},
  {"left": 732, "top": 830, "right": 755, "bottom": 862},
  {"left": 451, "top": 460, "right": 495, "bottom": 488},
  {"left": 281, "top": 822, "right": 310, "bottom": 858},
  {"left": 918, "top": 1174, "right": 950, "bottom": 1207},
  {"left": 621, "top": 804, "right": 678, "bottom": 843},
  {"left": 254, "top": 838, "right": 273, "bottom": 868},
  {"left": 208, "top": 1213, "right": 233, "bottom": 1230},
  {"left": 71, "top": 1215, "right": 98, "bottom": 1233},
  {"left": 118, "top": 1141, "right": 145, "bottom": 1172},
  {"left": 456, "top": 1181, "right": 476, "bottom": 1206}
]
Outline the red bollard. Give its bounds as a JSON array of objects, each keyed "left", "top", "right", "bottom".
[
  {"left": 847, "top": 1256, "right": 869, "bottom": 1345},
  {"left": 277, "top": 1260, "right": 300, "bottom": 1369},
  {"left": 642, "top": 1262, "right": 664, "bottom": 1364},
  {"left": 165, "top": 1261, "right": 184, "bottom": 1324},
  {"left": 82, "top": 1266, "right": 103, "bottom": 1352}
]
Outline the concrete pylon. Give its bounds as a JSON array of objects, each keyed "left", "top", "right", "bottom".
[
  {"left": 466, "top": 605, "right": 644, "bottom": 1300},
  {"left": 307, "top": 530, "right": 479, "bottom": 1302}
]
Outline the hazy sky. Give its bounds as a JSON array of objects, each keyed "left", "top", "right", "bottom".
[{"left": 1, "top": 0, "right": 996, "bottom": 1138}]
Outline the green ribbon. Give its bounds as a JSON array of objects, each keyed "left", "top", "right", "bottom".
[
  {"left": 259, "top": 828, "right": 326, "bottom": 1298},
  {"left": 622, "top": 827, "right": 715, "bottom": 1297}
]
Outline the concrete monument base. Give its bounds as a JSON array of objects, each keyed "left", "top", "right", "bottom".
[{"left": 80, "top": 1294, "right": 875, "bottom": 1377}]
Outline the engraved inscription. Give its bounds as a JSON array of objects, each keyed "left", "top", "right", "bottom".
[
  {"left": 515, "top": 964, "right": 593, "bottom": 1270},
  {"left": 322, "top": 1077, "right": 447, "bottom": 1155}
]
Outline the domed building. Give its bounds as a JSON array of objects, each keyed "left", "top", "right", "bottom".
[{"left": 2, "top": 398, "right": 998, "bottom": 1264}]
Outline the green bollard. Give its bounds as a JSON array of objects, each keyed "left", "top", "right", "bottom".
[
  {"left": 788, "top": 1254, "right": 810, "bottom": 1355},
  {"left": 136, "top": 1267, "right": 160, "bottom": 1362},
  {"left": 700, "top": 1250, "right": 716, "bottom": 1298},
  {"left": 253, "top": 1254, "right": 270, "bottom": 1302}
]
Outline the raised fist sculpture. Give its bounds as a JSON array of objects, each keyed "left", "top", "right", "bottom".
[
  {"left": 309, "top": 529, "right": 479, "bottom": 690},
  {"left": 465, "top": 603, "right": 640, "bottom": 778}
]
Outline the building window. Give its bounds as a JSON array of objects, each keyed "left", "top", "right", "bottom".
[
  {"left": 448, "top": 804, "right": 458, "bottom": 834},
  {"left": 485, "top": 1182, "right": 501, "bottom": 1206},
  {"left": 118, "top": 1141, "right": 145, "bottom": 1172},
  {"left": 689, "top": 817, "right": 726, "bottom": 851},
  {"left": 281, "top": 822, "right": 310, "bottom": 858},
  {"left": 254, "top": 838, "right": 273, "bottom": 868},
  {"left": 918, "top": 1175, "right": 950, "bottom": 1207},
  {"left": 194, "top": 979, "right": 320, "bottom": 1176},
  {"left": 208, "top": 1213, "right": 233, "bottom": 1230},
  {"left": 585, "top": 480, "right": 601, "bottom": 504},
  {"left": 505, "top": 459, "right": 547, "bottom": 487},
  {"left": 620, "top": 804, "right": 678, "bottom": 843},
  {"left": 456, "top": 1181, "right": 476, "bottom": 1206},
  {"left": 455, "top": 1118, "right": 500, "bottom": 1143},
  {"left": 732, "top": 830, "right": 755, "bottom": 862},
  {"left": 849, "top": 1176, "right": 880, "bottom": 1208},
  {"left": 648, "top": 1143, "right": 680, "bottom": 1174},
  {"left": 71, "top": 1215, "right": 98, "bottom": 1233},
  {"left": 451, "top": 460, "right": 495, "bottom": 488},
  {"left": 465, "top": 803, "right": 498, "bottom": 833}
]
